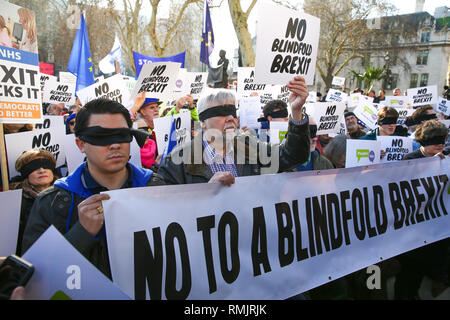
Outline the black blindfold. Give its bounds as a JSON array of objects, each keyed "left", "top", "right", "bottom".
[
  {"left": 420, "top": 136, "right": 447, "bottom": 147},
  {"left": 77, "top": 126, "right": 150, "bottom": 148},
  {"left": 378, "top": 117, "right": 398, "bottom": 126},
  {"left": 309, "top": 124, "right": 317, "bottom": 138},
  {"left": 20, "top": 158, "right": 55, "bottom": 178},
  {"left": 199, "top": 105, "right": 237, "bottom": 122}
]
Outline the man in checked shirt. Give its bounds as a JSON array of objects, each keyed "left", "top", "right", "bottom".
[{"left": 157, "top": 76, "right": 311, "bottom": 186}]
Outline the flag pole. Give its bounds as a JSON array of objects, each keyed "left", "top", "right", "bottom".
[{"left": 0, "top": 124, "right": 9, "bottom": 191}]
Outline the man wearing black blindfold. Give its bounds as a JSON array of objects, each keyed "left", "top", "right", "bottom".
[
  {"left": 22, "top": 98, "right": 166, "bottom": 279},
  {"left": 157, "top": 76, "right": 311, "bottom": 186}
]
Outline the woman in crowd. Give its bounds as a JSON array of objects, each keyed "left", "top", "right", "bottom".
[{"left": 10, "top": 149, "right": 58, "bottom": 255}]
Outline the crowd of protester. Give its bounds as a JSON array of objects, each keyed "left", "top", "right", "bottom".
[{"left": 1, "top": 78, "right": 449, "bottom": 300}]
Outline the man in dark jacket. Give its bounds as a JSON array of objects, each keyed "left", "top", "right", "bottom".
[
  {"left": 21, "top": 99, "right": 165, "bottom": 279},
  {"left": 157, "top": 76, "right": 311, "bottom": 185}
]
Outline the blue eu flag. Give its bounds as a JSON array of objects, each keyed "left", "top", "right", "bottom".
[
  {"left": 67, "top": 14, "right": 95, "bottom": 93},
  {"left": 200, "top": 0, "right": 214, "bottom": 67}
]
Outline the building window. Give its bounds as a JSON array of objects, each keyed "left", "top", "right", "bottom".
[
  {"left": 421, "top": 31, "right": 431, "bottom": 43},
  {"left": 416, "top": 50, "right": 429, "bottom": 65},
  {"left": 420, "top": 74, "right": 429, "bottom": 87},
  {"left": 410, "top": 74, "right": 418, "bottom": 88}
]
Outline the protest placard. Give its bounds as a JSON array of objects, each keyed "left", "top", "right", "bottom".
[
  {"left": 269, "top": 121, "right": 289, "bottom": 144},
  {"left": 22, "top": 226, "right": 131, "bottom": 300},
  {"left": 42, "top": 81, "right": 76, "bottom": 105},
  {"left": 237, "top": 67, "right": 268, "bottom": 98},
  {"left": 272, "top": 85, "right": 290, "bottom": 104},
  {"left": 34, "top": 115, "right": 65, "bottom": 130},
  {"left": 328, "top": 118, "right": 346, "bottom": 138},
  {"left": 132, "top": 61, "right": 181, "bottom": 101},
  {"left": 407, "top": 85, "right": 438, "bottom": 107},
  {"left": 103, "top": 157, "right": 449, "bottom": 300},
  {"left": 378, "top": 136, "right": 413, "bottom": 163},
  {"left": 325, "top": 89, "right": 348, "bottom": 104},
  {"left": 172, "top": 68, "right": 188, "bottom": 99},
  {"left": 437, "top": 97, "right": 450, "bottom": 116},
  {"left": 306, "top": 91, "right": 317, "bottom": 103},
  {"left": 254, "top": 2, "right": 320, "bottom": 86},
  {"left": 0, "top": 2, "right": 42, "bottom": 124},
  {"left": 382, "top": 96, "right": 412, "bottom": 108},
  {"left": 153, "top": 112, "right": 191, "bottom": 156},
  {"left": 239, "top": 96, "right": 263, "bottom": 130},
  {"left": 308, "top": 102, "right": 346, "bottom": 135},
  {"left": 59, "top": 71, "right": 77, "bottom": 85},
  {"left": 348, "top": 93, "right": 361, "bottom": 109},
  {"left": 5, "top": 126, "right": 66, "bottom": 177},
  {"left": 76, "top": 74, "right": 132, "bottom": 108},
  {"left": 395, "top": 108, "right": 415, "bottom": 126},
  {"left": 62, "top": 133, "right": 142, "bottom": 174},
  {"left": 40, "top": 73, "right": 57, "bottom": 92},
  {"left": 132, "top": 51, "right": 185, "bottom": 77},
  {"left": 186, "top": 72, "right": 207, "bottom": 99},
  {"left": 123, "top": 76, "right": 136, "bottom": 97},
  {"left": 258, "top": 90, "right": 275, "bottom": 106},
  {"left": 0, "top": 189, "right": 22, "bottom": 256},
  {"left": 153, "top": 116, "right": 173, "bottom": 156},
  {"left": 353, "top": 101, "right": 379, "bottom": 130},
  {"left": 332, "top": 76, "right": 345, "bottom": 87},
  {"left": 346, "top": 139, "right": 381, "bottom": 168}
]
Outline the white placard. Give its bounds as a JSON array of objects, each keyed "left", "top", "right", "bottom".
[
  {"left": 437, "top": 96, "right": 450, "bottom": 116},
  {"left": 76, "top": 74, "right": 132, "bottom": 108},
  {"left": 328, "top": 118, "right": 346, "bottom": 138},
  {"left": 269, "top": 121, "right": 289, "bottom": 144},
  {"left": 22, "top": 226, "right": 131, "bottom": 300},
  {"left": 153, "top": 116, "right": 173, "bottom": 156},
  {"left": 271, "top": 85, "right": 290, "bottom": 104},
  {"left": 40, "top": 73, "right": 58, "bottom": 92},
  {"left": 407, "top": 85, "right": 438, "bottom": 107},
  {"left": 43, "top": 81, "right": 76, "bottom": 105},
  {"left": 59, "top": 71, "right": 77, "bottom": 85},
  {"left": 153, "top": 112, "right": 191, "bottom": 155},
  {"left": 237, "top": 67, "right": 268, "bottom": 98},
  {"left": 103, "top": 157, "right": 449, "bottom": 300},
  {"left": 382, "top": 96, "right": 412, "bottom": 108},
  {"left": 239, "top": 96, "right": 263, "bottom": 130},
  {"left": 348, "top": 93, "right": 362, "bottom": 109},
  {"left": 5, "top": 126, "right": 67, "bottom": 177},
  {"left": 378, "top": 136, "right": 413, "bottom": 163},
  {"left": 326, "top": 89, "right": 348, "bottom": 104},
  {"left": 309, "top": 102, "right": 346, "bottom": 135},
  {"left": 254, "top": 3, "right": 320, "bottom": 86},
  {"left": 131, "top": 61, "right": 181, "bottom": 101},
  {"left": 395, "top": 108, "right": 415, "bottom": 126},
  {"left": 186, "top": 72, "right": 208, "bottom": 99},
  {"left": 306, "top": 91, "right": 317, "bottom": 103},
  {"left": 332, "top": 76, "right": 345, "bottom": 87},
  {"left": 34, "top": 115, "right": 65, "bottom": 130},
  {"left": 62, "top": 133, "right": 142, "bottom": 174},
  {"left": 172, "top": 68, "right": 188, "bottom": 99},
  {"left": 0, "top": 189, "right": 22, "bottom": 256},
  {"left": 353, "top": 101, "right": 379, "bottom": 130},
  {"left": 345, "top": 139, "right": 381, "bottom": 168}
]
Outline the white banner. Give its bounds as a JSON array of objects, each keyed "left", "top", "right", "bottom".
[
  {"left": 0, "top": 189, "right": 22, "bottom": 256},
  {"left": 103, "top": 157, "right": 450, "bottom": 300},
  {"left": 382, "top": 96, "right": 411, "bottom": 108},
  {"left": 378, "top": 136, "right": 413, "bottom": 163},
  {"left": 308, "top": 102, "right": 345, "bottom": 135},
  {"left": 5, "top": 126, "right": 66, "bottom": 177},
  {"left": 153, "top": 112, "right": 191, "bottom": 155},
  {"left": 40, "top": 73, "right": 58, "bottom": 92},
  {"left": 332, "top": 76, "right": 345, "bottom": 87},
  {"left": 254, "top": 3, "right": 320, "bottom": 86},
  {"left": 407, "top": 85, "right": 438, "bottom": 107},
  {"left": 345, "top": 139, "right": 381, "bottom": 168},
  {"left": 42, "top": 81, "right": 76, "bottom": 105}
]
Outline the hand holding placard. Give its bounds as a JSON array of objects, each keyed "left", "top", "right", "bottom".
[{"left": 287, "top": 76, "right": 309, "bottom": 121}]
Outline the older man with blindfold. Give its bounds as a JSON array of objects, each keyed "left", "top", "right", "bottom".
[
  {"left": 157, "top": 76, "right": 311, "bottom": 186},
  {"left": 21, "top": 98, "right": 165, "bottom": 279}
]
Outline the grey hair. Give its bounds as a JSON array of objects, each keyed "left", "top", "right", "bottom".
[
  {"left": 197, "top": 89, "right": 237, "bottom": 117},
  {"left": 323, "top": 134, "right": 348, "bottom": 165}
]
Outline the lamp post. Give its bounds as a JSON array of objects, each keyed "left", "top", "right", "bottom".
[{"left": 384, "top": 50, "right": 392, "bottom": 88}]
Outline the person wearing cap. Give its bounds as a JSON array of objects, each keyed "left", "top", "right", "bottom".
[
  {"left": 65, "top": 112, "right": 76, "bottom": 134},
  {"left": 157, "top": 76, "right": 311, "bottom": 186},
  {"left": 10, "top": 149, "right": 58, "bottom": 255},
  {"left": 344, "top": 112, "right": 366, "bottom": 139},
  {"left": 21, "top": 98, "right": 166, "bottom": 279}
]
